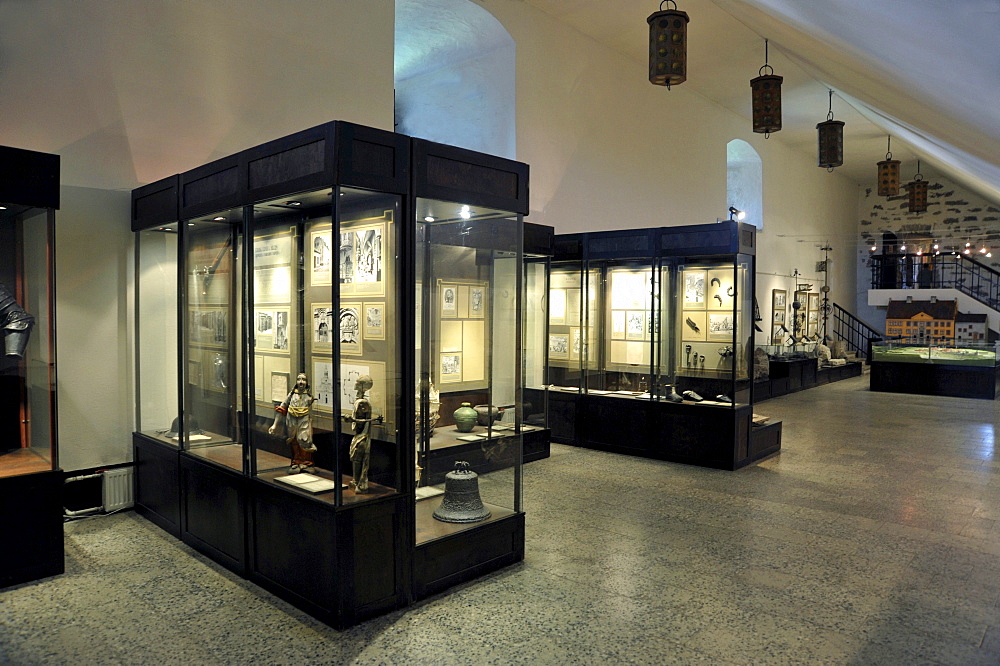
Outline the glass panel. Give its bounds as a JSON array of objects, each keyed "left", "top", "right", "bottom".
[
  {"left": 249, "top": 187, "right": 402, "bottom": 506},
  {"left": 675, "top": 258, "right": 751, "bottom": 405},
  {"left": 136, "top": 223, "right": 179, "bottom": 444},
  {"left": 0, "top": 207, "right": 56, "bottom": 477},
  {"left": 415, "top": 198, "right": 522, "bottom": 545},
  {"left": 547, "top": 262, "right": 583, "bottom": 392},
  {"left": 597, "top": 261, "right": 655, "bottom": 394},
  {"left": 523, "top": 257, "right": 548, "bottom": 427},
  {"left": 872, "top": 340, "right": 998, "bottom": 366},
  {"left": 182, "top": 208, "right": 243, "bottom": 470}
]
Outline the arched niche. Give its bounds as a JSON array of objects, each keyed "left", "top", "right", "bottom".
[
  {"left": 394, "top": 0, "right": 516, "bottom": 159},
  {"left": 727, "top": 139, "right": 763, "bottom": 228}
]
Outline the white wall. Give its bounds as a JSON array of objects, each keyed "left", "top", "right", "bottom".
[
  {"left": 56, "top": 186, "right": 133, "bottom": 471},
  {"left": 472, "top": 0, "right": 860, "bottom": 328}
]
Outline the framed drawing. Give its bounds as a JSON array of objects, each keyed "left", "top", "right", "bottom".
[
  {"left": 363, "top": 302, "right": 385, "bottom": 340},
  {"left": 440, "top": 352, "right": 463, "bottom": 383},
  {"left": 469, "top": 286, "right": 486, "bottom": 318},
  {"left": 549, "top": 333, "right": 569, "bottom": 360},
  {"left": 270, "top": 371, "right": 290, "bottom": 403},
  {"left": 625, "top": 311, "right": 645, "bottom": 341},
  {"left": 440, "top": 284, "right": 458, "bottom": 318},
  {"left": 569, "top": 327, "right": 587, "bottom": 361},
  {"left": 273, "top": 310, "right": 289, "bottom": 352},
  {"left": 311, "top": 303, "right": 334, "bottom": 348},
  {"left": 707, "top": 313, "right": 736, "bottom": 341},
  {"left": 682, "top": 311, "right": 707, "bottom": 342},
  {"left": 808, "top": 293, "right": 820, "bottom": 311},
  {"left": 771, "top": 324, "right": 785, "bottom": 344},
  {"left": 188, "top": 359, "right": 201, "bottom": 387},
  {"left": 310, "top": 226, "right": 333, "bottom": 287},
  {"left": 338, "top": 212, "right": 390, "bottom": 297},
  {"left": 334, "top": 359, "right": 387, "bottom": 420},
  {"left": 683, "top": 270, "right": 706, "bottom": 309},
  {"left": 549, "top": 288, "right": 567, "bottom": 326},
  {"left": 339, "top": 303, "right": 362, "bottom": 355}
]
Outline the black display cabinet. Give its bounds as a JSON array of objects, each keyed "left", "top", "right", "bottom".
[
  {"left": 131, "top": 121, "right": 536, "bottom": 627},
  {"left": 536, "top": 222, "right": 780, "bottom": 470},
  {"left": 0, "top": 146, "right": 62, "bottom": 588}
]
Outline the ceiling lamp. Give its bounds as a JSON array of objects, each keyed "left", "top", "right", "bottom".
[
  {"left": 647, "top": 1, "right": 689, "bottom": 89},
  {"left": 877, "top": 136, "right": 900, "bottom": 196},
  {"left": 907, "top": 160, "right": 928, "bottom": 213},
  {"left": 817, "top": 90, "right": 844, "bottom": 171},
  {"left": 750, "top": 39, "right": 782, "bottom": 138}
]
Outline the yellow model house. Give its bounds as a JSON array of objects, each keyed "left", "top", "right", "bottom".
[{"left": 885, "top": 297, "right": 957, "bottom": 342}]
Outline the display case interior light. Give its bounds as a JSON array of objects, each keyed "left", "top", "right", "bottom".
[
  {"left": 900, "top": 244, "right": 906, "bottom": 251},
  {"left": 459, "top": 205, "right": 472, "bottom": 220},
  {"left": 423, "top": 216, "right": 435, "bottom": 222},
  {"left": 213, "top": 216, "right": 225, "bottom": 221}
]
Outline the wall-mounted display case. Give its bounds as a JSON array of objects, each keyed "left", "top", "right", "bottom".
[
  {"left": 131, "top": 122, "right": 536, "bottom": 627},
  {"left": 539, "top": 222, "right": 779, "bottom": 470},
  {"left": 871, "top": 341, "right": 1000, "bottom": 399},
  {"left": 0, "top": 145, "right": 62, "bottom": 588}
]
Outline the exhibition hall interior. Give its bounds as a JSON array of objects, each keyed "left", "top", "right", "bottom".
[{"left": 3, "top": 0, "right": 1000, "bottom": 663}]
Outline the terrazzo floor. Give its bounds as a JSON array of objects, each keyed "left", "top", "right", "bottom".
[{"left": 3, "top": 374, "right": 1000, "bottom": 664}]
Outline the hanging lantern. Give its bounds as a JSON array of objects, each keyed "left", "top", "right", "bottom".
[
  {"left": 647, "top": 0, "right": 690, "bottom": 89},
  {"left": 877, "top": 136, "right": 901, "bottom": 196},
  {"left": 817, "top": 90, "right": 844, "bottom": 170},
  {"left": 908, "top": 160, "right": 928, "bottom": 213},
  {"left": 750, "top": 39, "right": 782, "bottom": 137}
]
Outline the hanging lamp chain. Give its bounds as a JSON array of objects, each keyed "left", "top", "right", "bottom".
[
  {"left": 826, "top": 89, "right": 834, "bottom": 121},
  {"left": 759, "top": 38, "right": 774, "bottom": 76},
  {"left": 886, "top": 135, "right": 892, "bottom": 161}
]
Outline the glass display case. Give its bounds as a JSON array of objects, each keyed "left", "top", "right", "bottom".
[
  {"left": 0, "top": 144, "right": 62, "bottom": 588},
  {"left": 871, "top": 340, "right": 1000, "bottom": 399},
  {"left": 131, "top": 123, "right": 531, "bottom": 626},
  {"left": 545, "top": 222, "right": 776, "bottom": 470}
]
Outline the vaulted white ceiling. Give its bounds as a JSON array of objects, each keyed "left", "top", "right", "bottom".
[
  {"left": 524, "top": 0, "right": 1000, "bottom": 203},
  {"left": 0, "top": 0, "right": 996, "bottom": 205}
]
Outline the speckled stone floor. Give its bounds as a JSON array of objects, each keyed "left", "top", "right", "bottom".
[{"left": 3, "top": 374, "right": 1000, "bottom": 664}]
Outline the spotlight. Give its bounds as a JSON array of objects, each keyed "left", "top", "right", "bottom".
[
  {"left": 423, "top": 216, "right": 435, "bottom": 223},
  {"left": 900, "top": 244, "right": 906, "bottom": 252},
  {"left": 728, "top": 206, "right": 746, "bottom": 221},
  {"left": 870, "top": 244, "right": 877, "bottom": 252},
  {"left": 459, "top": 205, "right": 472, "bottom": 220}
]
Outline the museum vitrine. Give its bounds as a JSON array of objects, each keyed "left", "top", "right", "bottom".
[
  {"left": 871, "top": 340, "right": 1000, "bottom": 399},
  {"left": 545, "top": 222, "right": 777, "bottom": 470},
  {"left": 0, "top": 145, "right": 62, "bottom": 588},
  {"left": 131, "top": 122, "right": 531, "bottom": 625}
]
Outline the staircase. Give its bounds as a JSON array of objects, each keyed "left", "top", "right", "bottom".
[
  {"left": 871, "top": 254, "right": 1000, "bottom": 312},
  {"left": 831, "top": 303, "right": 882, "bottom": 364}
]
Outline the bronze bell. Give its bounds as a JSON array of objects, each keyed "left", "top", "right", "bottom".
[{"left": 432, "top": 461, "right": 491, "bottom": 524}]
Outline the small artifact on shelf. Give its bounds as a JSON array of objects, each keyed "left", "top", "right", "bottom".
[
  {"left": 662, "top": 384, "right": 683, "bottom": 403},
  {"left": 714, "top": 294, "right": 724, "bottom": 306},
  {"left": 473, "top": 404, "right": 504, "bottom": 426},
  {"left": 681, "top": 390, "right": 704, "bottom": 402},
  {"left": 751, "top": 413, "right": 771, "bottom": 426},
  {"left": 344, "top": 375, "right": 379, "bottom": 493},
  {"left": 685, "top": 317, "right": 701, "bottom": 333},
  {"left": 714, "top": 394, "right": 733, "bottom": 404},
  {"left": 432, "top": 461, "right": 492, "bottom": 524},
  {"left": 453, "top": 402, "right": 478, "bottom": 433}
]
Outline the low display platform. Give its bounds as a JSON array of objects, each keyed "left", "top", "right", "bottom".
[
  {"left": 756, "top": 359, "right": 862, "bottom": 401},
  {"left": 870, "top": 360, "right": 1000, "bottom": 399}
]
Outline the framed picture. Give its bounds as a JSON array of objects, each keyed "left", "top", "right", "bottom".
[
  {"left": 808, "top": 293, "right": 820, "bottom": 311},
  {"left": 570, "top": 327, "right": 588, "bottom": 361},
  {"left": 273, "top": 310, "right": 289, "bottom": 351},
  {"left": 208, "top": 352, "right": 228, "bottom": 392},
  {"left": 270, "top": 371, "right": 290, "bottom": 403},
  {"left": 310, "top": 227, "right": 333, "bottom": 286},
  {"left": 682, "top": 310, "right": 707, "bottom": 342},
  {"left": 313, "top": 359, "right": 335, "bottom": 412},
  {"left": 338, "top": 214, "right": 389, "bottom": 297},
  {"left": 771, "top": 324, "right": 785, "bottom": 344},
  {"left": 771, "top": 289, "right": 787, "bottom": 335},
  {"left": 335, "top": 359, "right": 387, "bottom": 420},
  {"left": 363, "top": 302, "right": 385, "bottom": 340},
  {"left": 683, "top": 270, "right": 706, "bottom": 308},
  {"left": 549, "top": 333, "right": 569, "bottom": 360},
  {"left": 339, "top": 303, "right": 362, "bottom": 355},
  {"left": 188, "top": 359, "right": 201, "bottom": 386},
  {"left": 440, "top": 284, "right": 458, "bottom": 318},
  {"left": 707, "top": 313, "right": 736, "bottom": 341},
  {"left": 353, "top": 225, "right": 383, "bottom": 289},
  {"left": 549, "top": 288, "right": 567, "bottom": 326},
  {"left": 469, "top": 286, "right": 486, "bottom": 318},
  {"left": 440, "top": 352, "right": 463, "bottom": 383},
  {"left": 312, "top": 303, "right": 334, "bottom": 348},
  {"left": 625, "top": 311, "right": 645, "bottom": 341}
]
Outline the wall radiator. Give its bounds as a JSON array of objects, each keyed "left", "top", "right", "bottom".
[{"left": 64, "top": 467, "right": 135, "bottom": 516}]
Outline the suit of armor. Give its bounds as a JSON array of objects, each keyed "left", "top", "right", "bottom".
[{"left": 0, "top": 283, "right": 34, "bottom": 358}]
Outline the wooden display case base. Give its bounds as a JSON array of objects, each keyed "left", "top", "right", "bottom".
[
  {"left": 134, "top": 433, "right": 181, "bottom": 538},
  {"left": 0, "top": 469, "right": 64, "bottom": 588},
  {"left": 870, "top": 361, "right": 1000, "bottom": 400}
]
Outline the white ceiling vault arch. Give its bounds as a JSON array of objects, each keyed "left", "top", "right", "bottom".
[{"left": 394, "top": 0, "right": 516, "bottom": 159}]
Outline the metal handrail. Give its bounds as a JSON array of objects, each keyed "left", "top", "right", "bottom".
[
  {"left": 831, "top": 302, "right": 882, "bottom": 362},
  {"left": 870, "top": 254, "right": 1000, "bottom": 310}
]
